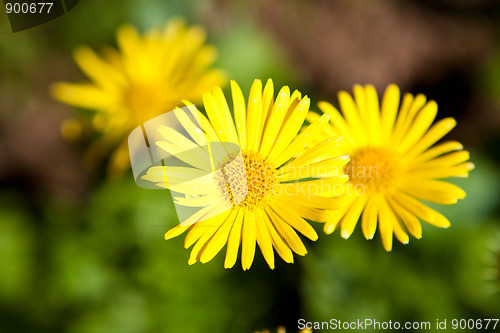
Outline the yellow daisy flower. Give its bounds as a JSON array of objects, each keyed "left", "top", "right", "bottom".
[
  {"left": 51, "top": 19, "right": 226, "bottom": 174},
  {"left": 308, "top": 84, "right": 474, "bottom": 251},
  {"left": 142, "top": 79, "right": 349, "bottom": 270}
]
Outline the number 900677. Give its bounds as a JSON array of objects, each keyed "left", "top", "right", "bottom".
[{"left": 6, "top": 2, "right": 53, "bottom": 14}]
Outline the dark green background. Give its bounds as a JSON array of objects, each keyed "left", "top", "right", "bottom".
[{"left": 0, "top": 0, "right": 499, "bottom": 332}]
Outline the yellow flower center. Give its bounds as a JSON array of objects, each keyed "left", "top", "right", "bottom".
[
  {"left": 219, "top": 151, "right": 278, "bottom": 210},
  {"left": 345, "top": 146, "right": 402, "bottom": 193}
]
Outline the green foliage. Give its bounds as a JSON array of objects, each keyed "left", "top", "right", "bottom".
[{"left": 1, "top": 1, "right": 500, "bottom": 332}]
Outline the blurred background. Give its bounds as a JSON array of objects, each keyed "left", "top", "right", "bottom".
[{"left": 1, "top": 0, "right": 500, "bottom": 332}]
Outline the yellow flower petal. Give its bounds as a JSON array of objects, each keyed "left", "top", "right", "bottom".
[
  {"left": 267, "top": 208, "right": 307, "bottom": 256},
  {"left": 255, "top": 209, "right": 276, "bottom": 269},
  {"left": 271, "top": 201, "right": 319, "bottom": 240},
  {"left": 231, "top": 80, "right": 247, "bottom": 149},
  {"left": 380, "top": 84, "right": 400, "bottom": 143},
  {"left": 200, "top": 210, "right": 238, "bottom": 263},
  {"left": 272, "top": 113, "right": 333, "bottom": 166},
  {"left": 267, "top": 97, "right": 310, "bottom": 162},
  {"left": 338, "top": 90, "right": 368, "bottom": 145},
  {"left": 392, "top": 93, "right": 427, "bottom": 144},
  {"left": 408, "top": 162, "right": 472, "bottom": 179},
  {"left": 340, "top": 195, "right": 368, "bottom": 239},
  {"left": 361, "top": 195, "right": 380, "bottom": 240},
  {"left": 164, "top": 223, "right": 192, "bottom": 240},
  {"left": 246, "top": 79, "right": 263, "bottom": 152},
  {"left": 187, "top": 213, "right": 228, "bottom": 265},
  {"left": 264, "top": 210, "right": 294, "bottom": 264},
  {"left": 389, "top": 198, "right": 422, "bottom": 239},
  {"left": 404, "top": 118, "right": 457, "bottom": 161},
  {"left": 224, "top": 208, "right": 244, "bottom": 269},
  {"left": 73, "top": 46, "right": 126, "bottom": 91},
  {"left": 242, "top": 209, "right": 257, "bottom": 270},
  {"left": 286, "top": 136, "right": 344, "bottom": 169},
  {"left": 377, "top": 197, "right": 395, "bottom": 251},
  {"left": 317, "top": 101, "right": 355, "bottom": 146},
  {"left": 259, "top": 85, "right": 291, "bottom": 157},
  {"left": 364, "top": 84, "right": 383, "bottom": 145},
  {"left": 205, "top": 87, "right": 239, "bottom": 144},
  {"left": 184, "top": 208, "right": 231, "bottom": 247},
  {"left": 397, "top": 101, "right": 438, "bottom": 154},
  {"left": 261, "top": 78, "right": 275, "bottom": 132},
  {"left": 51, "top": 83, "right": 117, "bottom": 110},
  {"left": 392, "top": 192, "right": 450, "bottom": 228},
  {"left": 402, "top": 180, "right": 466, "bottom": 205}
]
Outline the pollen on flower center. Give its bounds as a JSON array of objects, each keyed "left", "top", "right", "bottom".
[
  {"left": 213, "top": 151, "right": 278, "bottom": 210},
  {"left": 240, "top": 152, "right": 278, "bottom": 209},
  {"left": 345, "top": 147, "right": 402, "bottom": 193},
  {"left": 216, "top": 151, "right": 278, "bottom": 210}
]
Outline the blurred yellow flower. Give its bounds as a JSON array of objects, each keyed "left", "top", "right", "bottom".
[
  {"left": 51, "top": 19, "right": 226, "bottom": 174},
  {"left": 142, "top": 79, "right": 349, "bottom": 270},
  {"left": 309, "top": 84, "right": 473, "bottom": 251}
]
